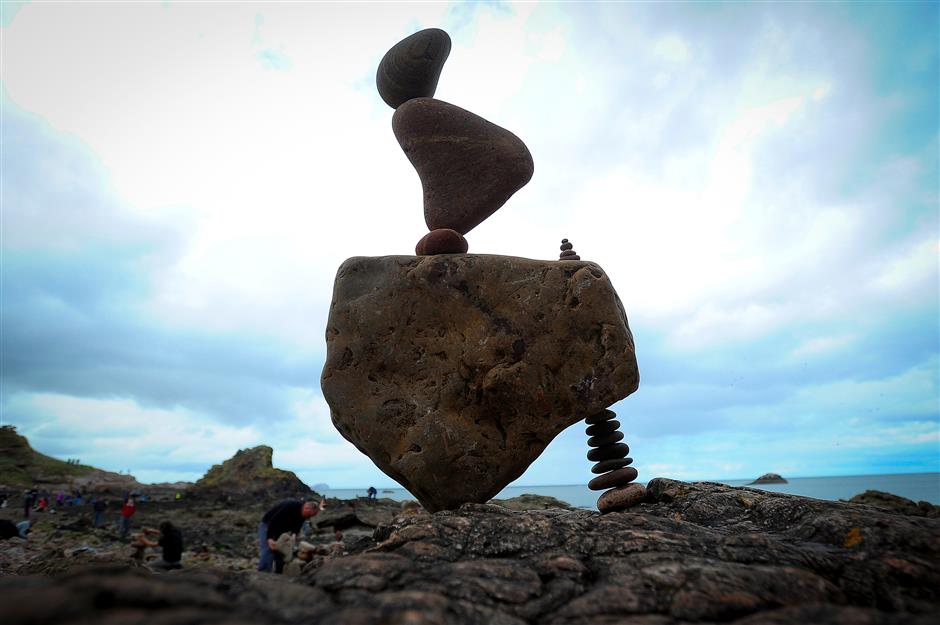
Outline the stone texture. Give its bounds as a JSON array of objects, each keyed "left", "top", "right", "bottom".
[
  {"left": 5, "top": 480, "right": 938, "bottom": 625},
  {"left": 591, "top": 457, "right": 633, "bottom": 474},
  {"left": 586, "top": 442, "right": 629, "bottom": 462},
  {"left": 393, "top": 98, "right": 534, "bottom": 234},
  {"left": 586, "top": 430, "right": 623, "bottom": 447},
  {"left": 584, "top": 409, "right": 615, "bottom": 424},
  {"left": 321, "top": 254, "right": 638, "bottom": 512},
  {"left": 597, "top": 482, "right": 646, "bottom": 512},
  {"left": 415, "top": 228, "right": 469, "bottom": 255},
  {"left": 376, "top": 28, "right": 451, "bottom": 109},
  {"left": 587, "top": 467, "right": 638, "bottom": 491},
  {"left": 584, "top": 420, "right": 619, "bottom": 437}
]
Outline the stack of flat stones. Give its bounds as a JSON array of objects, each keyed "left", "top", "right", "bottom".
[
  {"left": 376, "top": 28, "right": 534, "bottom": 255},
  {"left": 558, "top": 238, "right": 580, "bottom": 261},
  {"left": 586, "top": 409, "right": 646, "bottom": 512}
]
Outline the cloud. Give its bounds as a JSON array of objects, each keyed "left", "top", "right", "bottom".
[{"left": 1, "top": 1, "right": 936, "bottom": 489}]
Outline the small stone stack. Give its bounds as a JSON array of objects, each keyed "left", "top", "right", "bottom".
[
  {"left": 585, "top": 409, "right": 646, "bottom": 512},
  {"left": 376, "top": 28, "right": 534, "bottom": 255},
  {"left": 559, "top": 239, "right": 580, "bottom": 260}
]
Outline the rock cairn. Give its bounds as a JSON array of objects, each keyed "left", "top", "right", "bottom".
[
  {"left": 558, "top": 238, "right": 580, "bottom": 260},
  {"left": 585, "top": 409, "right": 646, "bottom": 512},
  {"left": 376, "top": 28, "right": 534, "bottom": 255}
]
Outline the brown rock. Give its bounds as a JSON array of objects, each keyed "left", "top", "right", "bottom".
[
  {"left": 415, "top": 229, "right": 468, "bottom": 255},
  {"left": 376, "top": 28, "right": 451, "bottom": 109},
  {"left": 588, "top": 467, "right": 638, "bottom": 491},
  {"left": 591, "top": 457, "right": 633, "bottom": 474},
  {"left": 587, "top": 431, "right": 623, "bottom": 447},
  {"left": 393, "top": 98, "right": 534, "bottom": 234},
  {"left": 597, "top": 482, "right": 646, "bottom": 512},
  {"left": 587, "top": 442, "right": 629, "bottom": 462},
  {"left": 321, "top": 254, "right": 639, "bottom": 512}
]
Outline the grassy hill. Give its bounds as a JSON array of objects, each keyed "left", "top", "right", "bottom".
[{"left": 0, "top": 425, "right": 97, "bottom": 486}]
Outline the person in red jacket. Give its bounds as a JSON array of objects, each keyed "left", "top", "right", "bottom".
[{"left": 119, "top": 495, "right": 137, "bottom": 540}]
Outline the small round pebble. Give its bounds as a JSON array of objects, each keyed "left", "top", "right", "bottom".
[
  {"left": 585, "top": 410, "right": 616, "bottom": 425},
  {"left": 415, "top": 228, "right": 469, "bottom": 255},
  {"left": 591, "top": 457, "right": 633, "bottom": 474},
  {"left": 597, "top": 483, "right": 647, "bottom": 513},
  {"left": 587, "top": 442, "right": 630, "bottom": 462},
  {"left": 587, "top": 431, "right": 624, "bottom": 448},
  {"left": 588, "top": 466, "right": 638, "bottom": 491},
  {"left": 585, "top": 420, "right": 620, "bottom": 437}
]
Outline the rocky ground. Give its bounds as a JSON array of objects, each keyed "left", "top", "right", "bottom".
[{"left": 1, "top": 479, "right": 937, "bottom": 624}]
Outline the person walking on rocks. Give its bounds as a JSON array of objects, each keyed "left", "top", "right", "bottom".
[
  {"left": 258, "top": 499, "right": 325, "bottom": 574},
  {"left": 367, "top": 486, "right": 377, "bottom": 501},
  {"left": 119, "top": 494, "right": 137, "bottom": 540},
  {"left": 92, "top": 497, "right": 107, "bottom": 527}
]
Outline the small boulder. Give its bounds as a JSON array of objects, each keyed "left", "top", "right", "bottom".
[
  {"left": 376, "top": 28, "right": 452, "bottom": 109},
  {"left": 393, "top": 98, "right": 534, "bottom": 235}
]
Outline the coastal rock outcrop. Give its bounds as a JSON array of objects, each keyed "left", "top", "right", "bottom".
[
  {"left": 748, "top": 472, "right": 787, "bottom": 484},
  {"left": 321, "top": 254, "right": 639, "bottom": 512},
  {"left": 848, "top": 489, "right": 940, "bottom": 518},
  {"left": 190, "top": 446, "right": 313, "bottom": 501},
  {"left": 2, "top": 480, "right": 937, "bottom": 625}
]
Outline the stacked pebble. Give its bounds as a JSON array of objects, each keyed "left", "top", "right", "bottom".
[
  {"left": 559, "top": 239, "right": 580, "bottom": 260},
  {"left": 585, "top": 409, "right": 646, "bottom": 512}
]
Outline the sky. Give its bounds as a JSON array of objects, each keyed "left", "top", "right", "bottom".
[{"left": 1, "top": 1, "right": 937, "bottom": 489}]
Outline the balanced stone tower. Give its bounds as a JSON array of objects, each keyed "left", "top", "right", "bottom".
[{"left": 321, "top": 28, "right": 643, "bottom": 513}]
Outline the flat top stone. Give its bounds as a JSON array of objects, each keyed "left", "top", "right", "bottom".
[{"left": 321, "top": 254, "right": 639, "bottom": 512}]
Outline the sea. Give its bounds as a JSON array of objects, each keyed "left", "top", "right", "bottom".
[{"left": 322, "top": 472, "right": 940, "bottom": 510}]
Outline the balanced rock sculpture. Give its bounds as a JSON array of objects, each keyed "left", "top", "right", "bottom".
[
  {"left": 321, "top": 28, "right": 642, "bottom": 512},
  {"left": 322, "top": 255, "right": 638, "bottom": 512}
]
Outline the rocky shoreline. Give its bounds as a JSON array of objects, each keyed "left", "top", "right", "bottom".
[{"left": 1, "top": 479, "right": 937, "bottom": 624}]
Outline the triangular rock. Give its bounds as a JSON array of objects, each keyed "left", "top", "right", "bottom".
[{"left": 393, "top": 98, "right": 534, "bottom": 235}]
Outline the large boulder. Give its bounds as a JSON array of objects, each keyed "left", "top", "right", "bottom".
[
  {"left": 321, "top": 254, "right": 639, "bottom": 512},
  {"left": 190, "top": 446, "right": 312, "bottom": 501}
]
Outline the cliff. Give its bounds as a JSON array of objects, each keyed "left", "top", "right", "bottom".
[{"left": 190, "top": 445, "right": 313, "bottom": 501}]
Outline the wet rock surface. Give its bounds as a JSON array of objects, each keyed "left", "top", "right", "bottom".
[
  {"left": 321, "top": 254, "right": 639, "bottom": 512},
  {"left": 2, "top": 479, "right": 937, "bottom": 624}
]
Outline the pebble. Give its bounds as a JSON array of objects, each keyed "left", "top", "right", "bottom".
[
  {"left": 591, "top": 457, "right": 633, "bottom": 474},
  {"left": 587, "top": 431, "right": 624, "bottom": 447},
  {"left": 585, "top": 410, "right": 616, "bottom": 425},
  {"left": 587, "top": 442, "right": 629, "bottom": 462},
  {"left": 597, "top": 483, "right": 647, "bottom": 513},
  {"left": 588, "top": 466, "right": 638, "bottom": 491},
  {"left": 393, "top": 97, "right": 534, "bottom": 235},
  {"left": 376, "top": 28, "right": 452, "bottom": 109},
  {"left": 585, "top": 420, "right": 620, "bottom": 437},
  {"left": 415, "top": 229, "right": 468, "bottom": 255}
]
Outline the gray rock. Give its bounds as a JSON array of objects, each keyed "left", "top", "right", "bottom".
[{"left": 321, "top": 254, "right": 639, "bottom": 512}]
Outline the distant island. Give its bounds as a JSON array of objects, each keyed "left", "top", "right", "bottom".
[{"left": 749, "top": 472, "right": 788, "bottom": 484}]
